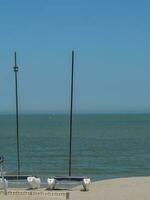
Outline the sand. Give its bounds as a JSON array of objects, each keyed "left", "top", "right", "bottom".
[{"left": 1, "top": 176, "right": 150, "bottom": 200}]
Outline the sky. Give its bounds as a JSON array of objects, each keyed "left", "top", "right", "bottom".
[{"left": 0, "top": 0, "right": 150, "bottom": 114}]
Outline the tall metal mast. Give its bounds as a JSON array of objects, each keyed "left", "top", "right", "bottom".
[
  {"left": 13, "top": 52, "right": 20, "bottom": 176},
  {"left": 69, "top": 50, "right": 74, "bottom": 176}
]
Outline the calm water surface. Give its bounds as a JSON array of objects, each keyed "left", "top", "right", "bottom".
[{"left": 0, "top": 114, "right": 150, "bottom": 181}]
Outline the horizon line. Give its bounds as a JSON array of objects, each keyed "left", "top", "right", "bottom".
[{"left": 1, "top": 112, "right": 150, "bottom": 115}]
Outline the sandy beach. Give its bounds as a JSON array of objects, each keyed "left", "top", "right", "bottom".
[{"left": 1, "top": 176, "right": 150, "bottom": 200}]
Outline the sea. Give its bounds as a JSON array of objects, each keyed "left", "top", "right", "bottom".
[{"left": 1, "top": 114, "right": 150, "bottom": 181}]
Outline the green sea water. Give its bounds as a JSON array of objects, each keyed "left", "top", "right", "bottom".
[{"left": 1, "top": 114, "right": 150, "bottom": 181}]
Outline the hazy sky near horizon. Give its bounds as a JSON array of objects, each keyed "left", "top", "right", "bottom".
[{"left": 0, "top": 0, "right": 150, "bottom": 113}]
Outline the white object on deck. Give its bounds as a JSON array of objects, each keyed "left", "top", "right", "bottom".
[
  {"left": 47, "top": 178, "right": 56, "bottom": 190},
  {"left": 27, "top": 176, "right": 41, "bottom": 189},
  {"left": 0, "top": 178, "right": 8, "bottom": 190},
  {"left": 82, "top": 178, "right": 91, "bottom": 191}
]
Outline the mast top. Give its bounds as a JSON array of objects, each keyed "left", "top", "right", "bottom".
[{"left": 13, "top": 52, "right": 19, "bottom": 72}]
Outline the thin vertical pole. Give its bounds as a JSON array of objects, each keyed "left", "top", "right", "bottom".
[
  {"left": 13, "top": 52, "right": 20, "bottom": 176},
  {"left": 69, "top": 50, "right": 74, "bottom": 176}
]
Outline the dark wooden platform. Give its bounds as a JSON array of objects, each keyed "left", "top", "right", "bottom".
[
  {"left": 0, "top": 175, "right": 31, "bottom": 180},
  {"left": 50, "top": 176, "right": 89, "bottom": 181}
]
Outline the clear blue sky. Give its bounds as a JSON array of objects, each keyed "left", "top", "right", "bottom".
[{"left": 0, "top": 0, "right": 150, "bottom": 113}]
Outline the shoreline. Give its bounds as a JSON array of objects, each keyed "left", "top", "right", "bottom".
[{"left": 1, "top": 176, "right": 150, "bottom": 199}]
